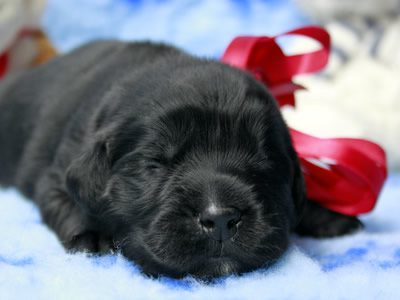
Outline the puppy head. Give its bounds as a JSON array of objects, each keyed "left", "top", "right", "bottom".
[{"left": 66, "top": 63, "right": 306, "bottom": 278}]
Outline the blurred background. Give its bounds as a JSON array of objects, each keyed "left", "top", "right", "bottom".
[{"left": 41, "top": 0, "right": 309, "bottom": 56}]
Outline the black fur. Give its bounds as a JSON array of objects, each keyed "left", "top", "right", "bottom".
[{"left": 0, "top": 41, "right": 362, "bottom": 278}]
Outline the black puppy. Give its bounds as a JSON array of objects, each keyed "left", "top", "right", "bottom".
[{"left": 0, "top": 41, "right": 362, "bottom": 278}]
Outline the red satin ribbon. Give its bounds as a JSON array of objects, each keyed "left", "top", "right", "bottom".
[
  {"left": 0, "top": 53, "right": 7, "bottom": 81},
  {"left": 221, "top": 26, "right": 388, "bottom": 216}
]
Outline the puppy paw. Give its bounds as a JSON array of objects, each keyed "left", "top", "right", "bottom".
[
  {"left": 297, "top": 215, "right": 363, "bottom": 238},
  {"left": 295, "top": 201, "right": 364, "bottom": 238},
  {"left": 64, "top": 231, "right": 115, "bottom": 254}
]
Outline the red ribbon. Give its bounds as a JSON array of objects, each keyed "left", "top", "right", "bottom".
[
  {"left": 0, "top": 53, "right": 8, "bottom": 81},
  {"left": 221, "top": 26, "right": 388, "bottom": 216}
]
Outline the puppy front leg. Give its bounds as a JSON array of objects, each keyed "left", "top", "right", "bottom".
[
  {"left": 295, "top": 200, "right": 363, "bottom": 238},
  {"left": 34, "top": 172, "right": 114, "bottom": 254}
]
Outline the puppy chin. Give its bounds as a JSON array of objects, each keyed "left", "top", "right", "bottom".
[
  {"left": 193, "top": 257, "right": 240, "bottom": 278},
  {"left": 148, "top": 257, "right": 242, "bottom": 279},
  {"left": 124, "top": 243, "right": 240, "bottom": 279}
]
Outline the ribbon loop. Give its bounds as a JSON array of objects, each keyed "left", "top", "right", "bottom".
[
  {"left": 221, "top": 26, "right": 330, "bottom": 107},
  {"left": 275, "top": 26, "right": 330, "bottom": 77}
]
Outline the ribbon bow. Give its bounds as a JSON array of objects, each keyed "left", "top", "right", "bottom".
[{"left": 221, "top": 26, "right": 387, "bottom": 216}]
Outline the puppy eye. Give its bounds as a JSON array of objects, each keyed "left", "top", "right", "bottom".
[
  {"left": 147, "top": 162, "right": 161, "bottom": 170},
  {"left": 147, "top": 164, "right": 159, "bottom": 170},
  {"left": 146, "top": 158, "right": 164, "bottom": 171}
]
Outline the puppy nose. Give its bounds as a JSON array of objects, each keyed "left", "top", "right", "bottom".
[{"left": 199, "top": 209, "right": 241, "bottom": 241}]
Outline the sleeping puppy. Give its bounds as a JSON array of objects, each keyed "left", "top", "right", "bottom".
[{"left": 0, "top": 41, "right": 362, "bottom": 278}]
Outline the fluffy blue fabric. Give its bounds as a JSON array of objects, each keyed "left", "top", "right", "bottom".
[{"left": 1, "top": 0, "right": 399, "bottom": 298}]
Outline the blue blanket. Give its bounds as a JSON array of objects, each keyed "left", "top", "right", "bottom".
[{"left": 1, "top": 0, "right": 399, "bottom": 298}]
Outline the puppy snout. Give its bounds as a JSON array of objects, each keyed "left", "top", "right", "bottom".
[{"left": 199, "top": 209, "right": 241, "bottom": 241}]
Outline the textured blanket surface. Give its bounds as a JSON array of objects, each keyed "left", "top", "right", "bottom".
[
  {"left": 1, "top": 0, "right": 399, "bottom": 299},
  {"left": 1, "top": 176, "right": 399, "bottom": 299}
]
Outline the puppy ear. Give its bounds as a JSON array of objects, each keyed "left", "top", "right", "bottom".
[{"left": 65, "top": 134, "right": 112, "bottom": 216}]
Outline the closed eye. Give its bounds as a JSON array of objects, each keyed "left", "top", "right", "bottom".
[
  {"left": 145, "top": 157, "right": 167, "bottom": 171},
  {"left": 147, "top": 162, "right": 161, "bottom": 170}
]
